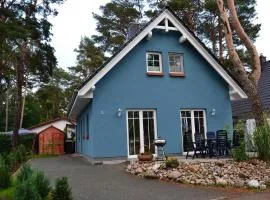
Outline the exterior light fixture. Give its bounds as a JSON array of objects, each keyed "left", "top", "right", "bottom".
[
  {"left": 117, "top": 108, "right": 123, "bottom": 117},
  {"left": 179, "top": 35, "right": 187, "bottom": 43},
  {"left": 211, "top": 108, "right": 216, "bottom": 116}
]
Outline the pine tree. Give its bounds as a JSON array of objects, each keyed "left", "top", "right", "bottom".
[
  {"left": 51, "top": 177, "right": 73, "bottom": 200},
  {"left": 92, "top": 0, "right": 145, "bottom": 54}
]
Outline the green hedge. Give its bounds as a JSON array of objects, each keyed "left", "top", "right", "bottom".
[
  {"left": 0, "top": 134, "right": 35, "bottom": 154},
  {"left": 0, "top": 134, "right": 12, "bottom": 154}
]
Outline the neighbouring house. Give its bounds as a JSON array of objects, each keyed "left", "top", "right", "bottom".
[
  {"left": 29, "top": 118, "right": 75, "bottom": 154},
  {"left": 68, "top": 7, "right": 247, "bottom": 160},
  {"left": 232, "top": 56, "right": 270, "bottom": 135},
  {"left": 29, "top": 118, "right": 75, "bottom": 134}
]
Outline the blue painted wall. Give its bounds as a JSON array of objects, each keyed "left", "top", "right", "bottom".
[
  {"left": 76, "top": 103, "right": 94, "bottom": 157},
  {"left": 76, "top": 30, "right": 233, "bottom": 158}
]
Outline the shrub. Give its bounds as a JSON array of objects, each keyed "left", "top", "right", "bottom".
[
  {"left": 16, "top": 164, "right": 34, "bottom": 184},
  {"left": 33, "top": 171, "right": 51, "bottom": 200},
  {"left": 0, "top": 134, "right": 12, "bottom": 154},
  {"left": 0, "top": 134, "right": 35, "bottom": 154},
  {"left": 165, "top": 157, "right": 179, "bottom": 168},
  {"left": 18, "top": 134, "right": 35, "bottom": 152},
  {"left": 15, "top": 145, "right": 28, "bottom": 164},
  {"left": 254, "top": 122, "right": 270, "bottom": 161},
  {"left": 51, "top": 177, "right": 73, "bottom": 200},
  {"left": 15, "top": 177, "right": 41, "bottom": 200},
  {"left": 232, "top": 141, "right": 248, "bottom": 162},
  {"left": 0, "top": 155, "right": 11, "bottom": 189},
  {"left": 6, "top": 152, "right": 17, "bottom": 171}
]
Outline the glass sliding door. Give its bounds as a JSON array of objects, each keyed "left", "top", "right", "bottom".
[
  {"left": 127, "top": 110, "right": 157, "bottom": 157},
  {"left": 143, "top": 111, "right": 155, "bottom": 154},
  {"left": 127, "top": 111, "right": 140, "bottom": 155},
  {"left": 181, "top": 110, "right": 207, "bottom": 152}
]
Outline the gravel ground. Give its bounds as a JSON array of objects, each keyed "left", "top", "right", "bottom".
[{"left": 30, "top": 155, "right": 270, "bottom": 200}]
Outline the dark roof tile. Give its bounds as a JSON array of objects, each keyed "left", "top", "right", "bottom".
[{"left": 232, "top": 61, "right": 270, "bottom": 116}]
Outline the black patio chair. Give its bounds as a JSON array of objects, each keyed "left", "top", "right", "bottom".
[
  {"left": 216, "top": 130, "right": 228, "bottom": 156},
  {"left": 185, "top": 132, "right": 207, "bottom": 159},
  {"left": 194, "top": 132, "right": 207, "bottom": 157},
  {"left": 184, "top": 132, "right": 195, "bottom": 159},
  {"left": 232, "top": 130, "right": 241, "bottom": 148},
  {"left": 206, "top": 131, "right": 216, "bottom": 157}
]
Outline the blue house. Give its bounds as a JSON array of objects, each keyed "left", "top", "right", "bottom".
[{"left": 68, "top": 8, "right": 247, "bottom": 160}]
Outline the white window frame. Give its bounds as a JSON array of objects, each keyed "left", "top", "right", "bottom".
[
  {"left": 168, "top": 53, "right": 184, "bottom": 73},
  {"left": 180, "top": 109, "right": 207, "bottom": 154},
  {"left": 126, "top": 109, "right": 158, "bottom": 158},
  {"left": 146, "top": 52, "right": 163, "bottom": 73}
]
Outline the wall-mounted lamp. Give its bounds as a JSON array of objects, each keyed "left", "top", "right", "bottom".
[
  {"left": 179, "top": 35, "right": 187, "bottom": 43},
  {"left": 117, "top": 108, "right": 123, "bottom": 117},
  {"left": 147, "top": 31, "right": 153, "bottom": 40},
  {"left": 211, "top": 108, "right": 216, "bottom": 116}
]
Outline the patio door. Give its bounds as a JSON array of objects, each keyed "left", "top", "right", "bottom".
[
  {"left": 127, "top": 110, "right": 157, "bottom": 157},
  {"left": 180, "top": 110, "right": 207, "bottom": 152}
]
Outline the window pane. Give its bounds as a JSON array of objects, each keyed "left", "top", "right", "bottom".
[
  {"left": 147, "top": 53, "right": 161, "bottom": 72},
  {"left": 143, "top": 111, "right": 155, "bottom": 154},
  {"left": 154, "top": 60, "right": 160, "bottom": 67},
  {"left": 169, "top": 53, "right": 183, "bottom": 73},
  {"left": 148, "top": 54, "right": 153, "bottom": 60},
  {"left": 149, "top": 66, "right": 160, "bottom": 72},
  {"left": 134, "top": 111, "right": 139, "bottom": 118},
  {"left": 153, "top": 54, "right": 159, "bottom": 60}
]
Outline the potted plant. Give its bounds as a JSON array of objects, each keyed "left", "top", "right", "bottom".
[{"left": 137, "top": 146, "right": 153, "bottom": 161}]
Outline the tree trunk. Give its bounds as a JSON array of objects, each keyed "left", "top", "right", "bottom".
[
  {"left": 13, "top": 61, "right": 23, "bottom": 149},
  {"left": 218, "top": 17, "right": 224, "bottom": 62},
  {"left": 20, "top": 74, "right": 28, "bottom": 128},
  {"left": 5, "top": 88, "right": 9, "bottom": 132},
  {"left": 216, "top": 0, "right": 264, "bottom": 125},
  {"left": 13, "top": 42, "right": 27, "bottom": 149}
]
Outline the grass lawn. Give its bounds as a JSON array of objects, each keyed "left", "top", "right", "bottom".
[
  {"left": 0, "top": 186, "right": 15, "bottom": 200},
  {"left": 0, "top": 179, "right": 16, "bottom": 200}
]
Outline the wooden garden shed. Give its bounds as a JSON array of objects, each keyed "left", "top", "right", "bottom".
[{"left": 38, "top": 126, "right": 65, "bottom": 155}]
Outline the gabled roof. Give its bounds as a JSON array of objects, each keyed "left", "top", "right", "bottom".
[
  {"left": 68, "top": 7, "right": 247, "bottom": 119},
  {"left": 38, "top": 125, "right": 65, "bottom": 135},
  {"left": 28, "top": 117, "right": 75, "bottom": 130},
  {"left": 232, "top": 61, "right": 270, "bottom": 117}
]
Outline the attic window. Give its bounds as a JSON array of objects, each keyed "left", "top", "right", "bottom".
[
  {"left": 168, "top": 53, "right": 184, "bottom": 76},
  {"left": 146, "top": 52, "right": 163, "bottom": 75}
]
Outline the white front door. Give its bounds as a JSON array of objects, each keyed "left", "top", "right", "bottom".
[
  {"left": 180, "top": 110, "right": 207, "bottom": 152},
  {"left": 127, "top": 110, "right": 157, "bottom": 158}
]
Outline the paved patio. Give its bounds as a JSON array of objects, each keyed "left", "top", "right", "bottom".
[{"left": 30, "top": 155, "right": 270, "bottom": 200}]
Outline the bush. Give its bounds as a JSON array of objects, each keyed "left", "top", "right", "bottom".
[
  {"left": 15, "top": 145, "right": 28, "bottom": 164},
  {"left": 232, "top": 141, "right": 248, "bottom": 162},
  {"left": 15, "top": 177, "right": 41, "bottom": 200},
  {"left": 51, "top": 177, "right": 73, "bottom": 200},
  {"left": 0, "top": 134, "right": 35, "bottom": 154},
  {"left": 33, "top": 171, "right": 51, "bottom": 199},
  {"left": 18, "top": 134, "right": 35, "bottom": 152},
  {"left": 0, "top": 135, "right": 12, "bottom": 154},
  {"left": 254, "top": 122, "right": 270, "bottom": 161},
  {"left": 0, "top": 155, "right": 11, "bottom": 189},
  {"left": 6, "top": 151, "right": 18, "bottom": 172},
  {"left": 16, "top": 165, "right": 34, "bottom": 184},
  {"left": 165, "top": 157, "right": 179, "bottom": 168}
]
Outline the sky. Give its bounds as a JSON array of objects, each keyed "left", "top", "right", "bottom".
[{"left": 49, "top": 0, "right": 270, "bottom": 70}]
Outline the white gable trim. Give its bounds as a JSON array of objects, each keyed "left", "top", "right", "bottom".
[
  {"left": 69, "top": 9, "right": 247, "bottom": 118},
  {"left": 165, "top": 11, "right": 246, "bottom": 99}
]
